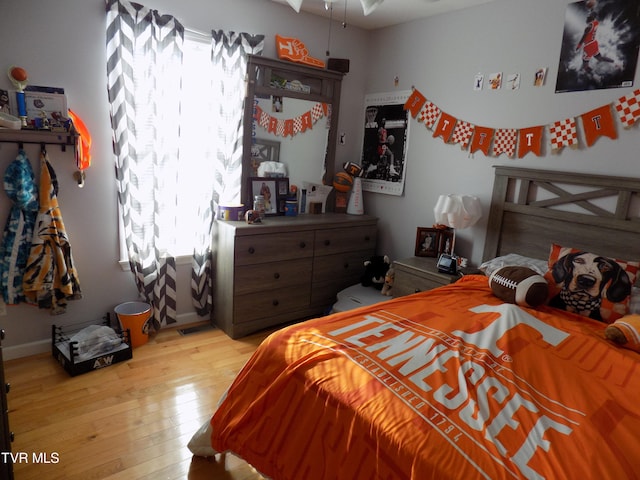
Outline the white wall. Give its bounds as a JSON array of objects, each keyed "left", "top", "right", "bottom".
[
  {"left": 1, "top": 0, "right": 638, "bottom": 357},
  {"left": 359, "top": 0, "right": 640, "bottom": 267},
  {"left": 0, "top": 0, "right": 370, "bottom": 357}
]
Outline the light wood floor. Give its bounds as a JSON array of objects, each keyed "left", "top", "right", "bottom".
[{"left": 4, "top": 323, "right": 273, "bottom": 479}]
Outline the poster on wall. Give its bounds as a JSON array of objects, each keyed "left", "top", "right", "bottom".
[
  {"left": 360, "top": 90, "right": 410, "bottom": 196},
  {"left": 555, "top": 0, "right": 640, "bottom": 93}
]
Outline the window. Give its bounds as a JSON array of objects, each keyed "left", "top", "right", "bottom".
[{"left": 119, "top": 31, "right": 215, "bottom": 264}]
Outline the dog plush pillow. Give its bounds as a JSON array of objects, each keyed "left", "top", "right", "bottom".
[{"left": 544, "top": 243, "right": 640, "bottom": 323}]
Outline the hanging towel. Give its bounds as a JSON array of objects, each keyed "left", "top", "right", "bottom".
[
  {"left": 0, "top": 150, "right": 38, "bottom": 304},
  {"left": 23, "top": 151, "right": 82, "bottom": 314}
]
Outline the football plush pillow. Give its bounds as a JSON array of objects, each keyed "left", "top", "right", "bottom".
[{"left": 489, "top": 266, "right": 548, "bottom": 308}]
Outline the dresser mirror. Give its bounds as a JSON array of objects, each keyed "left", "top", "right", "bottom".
[
  {"left": 249, "top": 96, "right": 330, "bottom": 185},
  {"left": 242, "top": 55, "right": 344, "bottom": 208}
]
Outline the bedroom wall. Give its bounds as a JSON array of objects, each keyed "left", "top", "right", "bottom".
[
  {"left": 357, "top": 0, "right": 640, "bottom": 268},
  {"left": 1, "top": 0, "right": 638, "bottom": 358},
  {"left": 0, "top": 0, "right": 370, "bottom": 358}
]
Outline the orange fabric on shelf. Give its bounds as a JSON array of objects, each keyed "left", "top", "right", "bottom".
[
  {"left": 68, "top": 109, "right": 92, "bottom": 171},
  {"left": 209, "top": 276, "right": 640, "bottom": 480}
]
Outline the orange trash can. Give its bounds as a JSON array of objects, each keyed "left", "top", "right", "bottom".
[{"left": 114, "top": 301, "right": 152, "bottom": 348}]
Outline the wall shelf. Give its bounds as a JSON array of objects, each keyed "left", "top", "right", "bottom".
[{"left": 0, "top": 128, "right": 77, "bottom": 151}]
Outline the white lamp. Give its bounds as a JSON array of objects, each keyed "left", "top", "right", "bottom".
[{"left": 433, "top": 194, "right": 482, "bottom": 259}]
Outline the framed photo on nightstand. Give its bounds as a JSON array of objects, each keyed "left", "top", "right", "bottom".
[
  {"left": 437, "top": 228, "right": 454, "bottom": 256},
  {"left": 415, "top": 227, "right": 439, "bottom": 257}
]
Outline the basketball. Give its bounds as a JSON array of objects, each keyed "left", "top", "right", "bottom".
[
  {"left": 332, "top": 172, "right": 354, "bottom": 193},
  {"left": 10, "top": 67, "right": 28, "bottom": 82}
]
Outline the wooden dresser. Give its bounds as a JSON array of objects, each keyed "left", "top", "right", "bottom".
[{"left": 214, "top": 214, "right": 378, "bottom": 338}]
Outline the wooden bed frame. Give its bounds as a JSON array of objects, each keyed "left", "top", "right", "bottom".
[{"left": 483, "top": 166, "right": 640, "bottom": 265}]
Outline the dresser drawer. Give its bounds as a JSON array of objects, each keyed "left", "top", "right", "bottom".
[
  {"left": 311, "top": 251, "right": 374, "bottom": 306},
  {"left": 312, "top": 250, "right": 373, "bottom": 284},
  {"left": 235, "top": 231, "right": 314, "bottom": 265},
  {"left": 234, "top": 285, "right": 312, "bottom": 324},
  {"left": 314, "top": 225, "right": 377, "bottom": 256},
  {"left": 235, "top": 258, "right": 313, "bottom": 296},
  {"left": 393, "top": 269, "right": 450, "bottom": 297}
]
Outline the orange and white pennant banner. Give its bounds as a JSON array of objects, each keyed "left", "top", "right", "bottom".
[
  {"left": 282, "top": 119, "right": 295, "bottom": 137},
  {"left": 311, "top": 102, "right": 328, "bottom": 122},
  {"left": 403, "top": 89, "right": 427, "bottom": 118},
  {"left": 451, "top": 120, "right": 474, "bottom": 149},
  {"left": 549, "top": 117, "right": 578, "bottom": 151},
  {"left": 517, "top": 126, "right": 544, "bottom": 158},
  {"left": 492, "top": 129, "right": 517, "bottom": 157},
  {"left": 614, "top": 89, "right": 640, "bottom": 128},
  {"left": 433, "top": 112, "right": 457, "bottom": 142},
  {"left": 581, "top": 104, "right": 617, "bottom": 147},
  {"left": 418, "top": 100, "right": 441, "bottom": 130},
  {"left": 470, "top": 126, "right": 494, "bottom": 156},
  {"left": 268, "top": 116, "right": 278, "bottom": 134}
]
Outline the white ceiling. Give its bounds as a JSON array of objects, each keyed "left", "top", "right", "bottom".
[{"left": 271, "top": 0, "right": 499, "bottom": 30}]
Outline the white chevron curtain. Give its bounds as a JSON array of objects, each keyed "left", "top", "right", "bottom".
[
  {"left": 106, "top": 0, "right": 263, "bottom": 325},
  {"left": 106, "top": 0, "right": 183, "bottom": 325},
  {"left": 190, "top": 31, "right": 264, "bottom": 316}
]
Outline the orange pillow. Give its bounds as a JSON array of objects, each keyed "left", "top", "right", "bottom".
[{"left": 544, "top": 244, "right": 639, "bottom": 323}]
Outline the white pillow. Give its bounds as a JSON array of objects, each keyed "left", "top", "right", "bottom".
[{"left": 479, "top": 253, "right": 548, "bottom": 277}]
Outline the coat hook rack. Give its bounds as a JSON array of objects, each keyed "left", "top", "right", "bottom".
[{"left": 0, "top": 129, "right": 76, "bottom": 152}]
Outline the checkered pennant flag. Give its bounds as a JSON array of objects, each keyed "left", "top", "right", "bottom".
[
  {"left": 260, "top": 109, "right": 270, "bottom": 129},
  {"left": 549, "top": 117, "right": 578, "bottom": 151},
  {"left": 451, "top": 120, "right": 474, "bottom": 149},
  {"left": 615, "top": 89, "right": 640, "bottom": 128},
  {"left": 276, "top": 119, "right": 285, "bottom": 136},
  {"left": 418, "top": 100, "right": 441, "bottom": 130},
  {"left": 311, "top": 102, "right": 326, "bottom": 122},
  {"left": 492, "top": 129, "right": 517, "bottom": 157},
  {"left": 293, "top": 115, "right": 303, "bottom": 134}
]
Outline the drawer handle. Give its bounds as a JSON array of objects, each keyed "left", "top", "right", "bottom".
[
  {"left": 0, "top": 329, "right": 4, "bottom": 340},
  {"left": 274, "top": 272, "right": 280, "bottom": 280},
  {"left": 10, "top": 432, "right": 14, "bottom": 442},
  {"left": 272, "top": 299, "right": 279, "bottom": 306},
  {"left": 299, "top": 241, "right": 306, "bottom": 249},
  {"left": 4, "top": 382, "right": 9, "bottom": 394},
  {"left": 248, "top": 247, "right": 255, "bottom": 254},
  {"left": 414, "top": 288, "right": 421, "bottom": 293},
  {"left": 324, "top": 239, "right": 331, "bottom": 246}
]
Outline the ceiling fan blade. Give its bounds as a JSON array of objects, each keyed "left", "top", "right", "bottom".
[
  {"left": 285, "top": 0, "right": 303, "bottom": 13},
  {"left": 359, "top": 0, "right": 384, "bottom": 15}
]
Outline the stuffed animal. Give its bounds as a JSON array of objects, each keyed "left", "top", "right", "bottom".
[
  {"left": 381, "top": 266, "right": 395, "bottom": 296},
  {"left": 361, "top": 255, "right": 390, "bottom": 290}
]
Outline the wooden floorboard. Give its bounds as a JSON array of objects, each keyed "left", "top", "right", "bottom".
[{"left": 3, "top": 323, "right": 272, "bottom": 479}]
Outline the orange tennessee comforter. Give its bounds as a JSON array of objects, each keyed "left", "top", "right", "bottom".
[{"left": 209, "top": 276, "right": 640, "bottom": 479}]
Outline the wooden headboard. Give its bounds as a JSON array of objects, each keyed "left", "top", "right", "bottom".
[{"left": 483, "top": 166, "right": 640, "bottom": 263}]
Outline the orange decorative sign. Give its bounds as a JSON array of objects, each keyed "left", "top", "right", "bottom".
[{"left": 275, "top": 34, "right": 325, "bottom": 68}]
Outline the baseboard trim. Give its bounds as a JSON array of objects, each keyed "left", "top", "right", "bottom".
[
  {"left": 4, "top": 340, "right": 51, "bottom": 361},
  {"left": 3, "top": 312, "right": 207, "bottom": 360}
]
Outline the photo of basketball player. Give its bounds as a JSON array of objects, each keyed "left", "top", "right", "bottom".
[{"left": 555, "top": 0, "right": 640, "bottom": 93}]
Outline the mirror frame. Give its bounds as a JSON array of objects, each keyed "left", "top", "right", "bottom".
[{"left": 242, "top": 55, "right": 344, "bottom": 209}]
